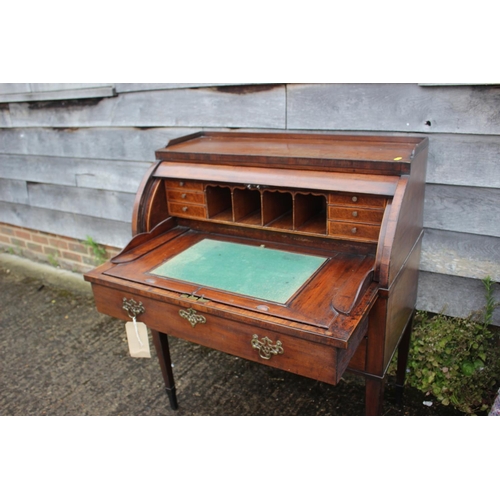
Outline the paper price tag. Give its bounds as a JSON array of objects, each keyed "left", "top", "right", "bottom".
[{"left": 125, "top": 319, "right": 151, "bottom": 358}]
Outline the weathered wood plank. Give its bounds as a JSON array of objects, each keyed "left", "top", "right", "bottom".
[
  {"left": 287, "top": 83, "right": 500, "bottom": 135},
  {"left": 424, "top": 185, "right": 500, "bottom": 237},
  {"left": 0, "top": 201, "right": 131, "bottom": 248},
  {"left": 27, "top": 184, "right": 135, "bottom": 223},
  {"left": 0, "top": 105, "right": 12, "bottom": 127},
  {"left": 0, "top": 154, "right": 150, "bottom": 193},
  {"left": 0, "top": 127, "right": 194, "bottom": 161},
  {"left": 115, "top": 83, "right": 256, "bottom": 93},
  {"left": 426, "top": 134, "right": 500, "bottom": 188},
  {"left": 0, "top": 84, "right": 31, "bottom": 94},
  {"left": 421, "top": 229, "right": 500, "bottom": 281},
  {"left": 29, "top": 83, "right": 112, "bottom": 92},
  {"left": 0, "top": 86, "right": 115, "bottom": 103},
  {"left": 7, "top": 85, "right": 286, "bottom": 129},
  {"left": 0, "top": 179, "right": 28, "bottom": 204},
  {"left": 417, "top": 271, "right": 500, "bottom": 326}
]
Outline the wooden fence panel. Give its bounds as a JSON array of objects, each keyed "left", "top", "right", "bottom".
[
  {"left": 27, "top": 184, "right": 135, "bottom": 223},
  {"left": 287, "top": 83, "right": 500, "bottom": 135},
  {"left": 6, "top": 85, "right": 286, "bottom": 129},
  {"left": 417, "top": 271, "right": 500, "bottom": 326},
  {"left": 0, "top": 84, "right": 31, "bottom": 93},
  {"left": 0, "top": 201, "right": 131, "bottom": 248},
  {"left": 421, "top": 229, "right": 500, "bottom": 281},
  {"left": 0, "top": 127, "right": 194, "bottom": 160},
  {"left": 0, "top": 154, "right": 150, "bottom": 193},
  {"left": 0, "top": 106, "right": 11, "bottom": 127},
  {"left": 115, "top": 83, "right": 256, "bottom": 93},
  {"left": 424, "top": 185, "right": 500, "bottom": 238},
  {"left": 0, "top": 179, "right": 28, "bottom": 204},
  {"left": 426, "top": 134, "right": 500, "bottom": 188}
]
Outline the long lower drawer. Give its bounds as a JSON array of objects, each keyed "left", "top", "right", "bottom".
[{"left": 91, "top": 283, "right": 367, "bottom": 385}]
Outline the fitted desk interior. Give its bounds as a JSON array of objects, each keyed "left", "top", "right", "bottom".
[{"left": 85, "top": 131, "right": 428, "bottom": 415}]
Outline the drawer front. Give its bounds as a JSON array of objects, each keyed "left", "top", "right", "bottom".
[
  {"left": 168, "top": 202, "right": 207, "bottom": 219},
  {"left": 92, "top": 284, "right": 341, "bottom": 385},
  {"left": 329, "top": 193, "right": 387, "bottom": 208},
  {"left": 167, "top": 189, "right": 205, "bottom": 204},
  {"left": 328, "top": 206, "right": 384, "bottom": 224},
  {"left": 165, "top": 179, "right": 204, "bottom": 191},
  {"left": 328, "top": 221, "right": 381, "bottom": 242}
]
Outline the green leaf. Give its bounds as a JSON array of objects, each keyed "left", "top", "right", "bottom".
[{"left": 461, "top": 362, "right": 475, "bottom": 377}]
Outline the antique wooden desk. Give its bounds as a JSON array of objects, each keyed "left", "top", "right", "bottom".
[{"left": 84, "top": 131, "right": 428, "bottom": 415}]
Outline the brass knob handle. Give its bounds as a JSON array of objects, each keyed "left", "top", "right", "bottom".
[
  {"left": 352, "top": 196, "right": 358, "bottom": 202},
  {"left": 251, "top": 334, "right": 284, "bottom": 360},
  {"left": 352, "top": 211, "right": 358, "bottom": 217},
  {"left": 179, "top": 181, "right": 184, "bottom": 187},
  {"left": 351, "top": 227, "right": 357, "bottom": 234},
  {"left": 181, "top": 193, "right": 187, "bottom": 199},
  {"left": 182, "top": 206, "right": 188, "bottom": 212}
]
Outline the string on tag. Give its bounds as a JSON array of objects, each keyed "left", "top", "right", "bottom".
[{"left": 133, "top": 316, "right": 143, "bottom": 347}]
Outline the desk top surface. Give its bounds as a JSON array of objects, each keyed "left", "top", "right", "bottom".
[{"left": 155, "top": 131, "right": 428, "bottom": 175}]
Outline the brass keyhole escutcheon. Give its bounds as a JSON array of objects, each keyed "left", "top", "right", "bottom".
[
  {"left": 179, "top": 307, "right": 206, "bottom": 327},
  {"left": 251, "top": 334, "right": 284, "bottom": 360}
]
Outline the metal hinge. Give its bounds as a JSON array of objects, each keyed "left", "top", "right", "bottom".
[{"left": 179, "top": 293, "right": 210, "bottom": 303}]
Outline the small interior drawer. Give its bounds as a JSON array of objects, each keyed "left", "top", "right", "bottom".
[
  {"left": 168, "top": 202, "right": 207, "bottom": 219},
  {"left": 165, "top": 180, "right": 204, "bottom": 191},
  {"left": 167, "top": 190, "right": 205, "bottom": 204},
  {"left": 328, "top": 221, "right": 381, "bottom": 242},
  {"left": 328, "top": 206, "right": 384, "bottom": 224},
  {"left": 329, "top": 193, "right": 387, "bottom": 208}
]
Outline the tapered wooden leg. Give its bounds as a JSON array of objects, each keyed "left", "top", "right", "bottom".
[
  {"left": 395, "top": 311, "right": 414, "bottom": 405},
  {"left": 151, "top": 329, "right": 178, "bottom": 410},
  {"left": 365, "top": 376, "right": 386, "bottom": 416}
]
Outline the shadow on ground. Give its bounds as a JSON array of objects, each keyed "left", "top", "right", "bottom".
[{"left": 0, "top": 262, "right": 465, "bottom": 416}]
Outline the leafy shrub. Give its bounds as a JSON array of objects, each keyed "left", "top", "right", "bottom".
[{"left": 406, "top": 278, "right": 499, "bottom": 414}]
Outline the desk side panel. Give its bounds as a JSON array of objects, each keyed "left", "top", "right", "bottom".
[
  {"left": 387, "top": 147, "right": 428, "bottom": 285},
  {"left": 383, "top": 235, "right": 423, "bottom": 370}
]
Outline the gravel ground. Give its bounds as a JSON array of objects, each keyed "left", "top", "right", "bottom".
[{"left": 0, "top": 254, "right": 465, "bottom": 416}]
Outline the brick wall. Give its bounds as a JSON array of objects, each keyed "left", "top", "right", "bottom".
[{"left": 0, "top": 222, "right": 120, "bottom": 273}]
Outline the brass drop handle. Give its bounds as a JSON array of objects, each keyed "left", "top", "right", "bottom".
[
  {"left": 179, "top": 307, "right": 206, "bottom": 327},
  {"left": 251, "top": 334, "right": 284, "bottom": 360},
  {"left": 123, "top": 298, "right": 145, "bottom": 319}
]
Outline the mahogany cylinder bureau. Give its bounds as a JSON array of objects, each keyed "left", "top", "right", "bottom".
[{"left": 84, "top": 131, "right": 429, "bottom": 415}]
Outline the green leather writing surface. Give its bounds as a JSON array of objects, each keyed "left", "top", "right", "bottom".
[{"left": 151, "top": 238, "right": 327, "bottom": 304}]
